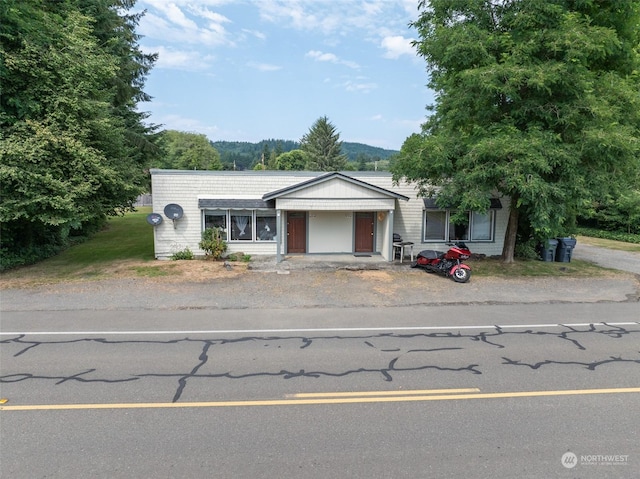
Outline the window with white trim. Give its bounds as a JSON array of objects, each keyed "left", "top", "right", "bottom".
[
  {"left": 203, "top": 209, "right": 277, "bottom": 242},
  {"left": 423, "top": 210, "right": 495, "bottom": 242}
]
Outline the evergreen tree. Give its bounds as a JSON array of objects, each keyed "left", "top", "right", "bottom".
[{"left": 300, "top": 116, "right": 348, "bottom": 171}]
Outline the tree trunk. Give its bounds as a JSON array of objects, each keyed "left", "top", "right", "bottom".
[{"left": 501, "top": 194, "right": 519, "bottom": 263}]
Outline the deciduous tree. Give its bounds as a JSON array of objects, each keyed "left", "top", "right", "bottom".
[
  {"left": 275, "top": 149, "right": 309, "bottom": 171},
  {"left": 0, "top": 0, "right": 159, "bottom": 269},
  {"left": 392, "top": 0, "right": 640, "bottom": 262},
  {"left": 155, "top": 130, "right": 222, "bottom": 170}
]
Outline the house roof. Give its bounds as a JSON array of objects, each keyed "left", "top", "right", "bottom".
[
  {"left": 423, "top": 198, "right": 503, "bottom": 209},
  {"left": 262, "top": 172, "right": 409, "bottom": 201},
  {"left": 198, "top": 198, "right": 275, "bottom": 209}
]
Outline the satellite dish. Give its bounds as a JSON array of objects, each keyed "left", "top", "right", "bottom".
[
  {"left": 146, "top": 213, "right": 163, "bottom": 226},
  {"left": 164, "top": 203, "right": 184, "bottom": 220}
]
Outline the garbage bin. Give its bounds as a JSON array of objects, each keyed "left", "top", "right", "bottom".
[
  {"left": 539, "top": 239, "right": 558, "bottom": 262},
  {"left": 555, "top": 237, "right": 577, "bottom": 262}
]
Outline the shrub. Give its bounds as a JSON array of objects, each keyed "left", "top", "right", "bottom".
[
  {"left": 226, "top": 253, "right": 251, "bottom": 262},
  {"left": 515, "top": 238, "right": 539, "bottom": 260},
  {"left": 171, "top": 248, "right": 194, "bottom": 260},
  {"left": 199, "top": 227, "right": 227, "bottom": 260}
]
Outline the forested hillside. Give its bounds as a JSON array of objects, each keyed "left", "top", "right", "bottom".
[{"left": 212, "top": 139, "right": 398, "bottom": 170}]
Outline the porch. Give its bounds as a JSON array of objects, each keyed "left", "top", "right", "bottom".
[{"left": 247, "top": 252, "right": 414, "bottom": 272}]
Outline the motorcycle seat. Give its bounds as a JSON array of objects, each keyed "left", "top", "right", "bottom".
[{"left": 419, "top": 250, "right": 445, "bottom": 259}]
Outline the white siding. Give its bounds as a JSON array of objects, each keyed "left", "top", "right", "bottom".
[
  {"left": 308, "top": 212, "right": 353, "bottom": 253},
  {"left": 150, "top": 170, "right": 509, "bottom": 260},
  {"left": 290, "top": 178, "right": 391, "bottom": 199},
  {"left": 277, "top": 198, "right": 395, "bottom": 211}
]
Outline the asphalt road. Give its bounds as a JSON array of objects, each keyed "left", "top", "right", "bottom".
[
  {"left": 1, "top": 243, "right": 639, "bottom": 478},
  {"left": 2, "top": 303, "right": 639, "bottom": 478}
]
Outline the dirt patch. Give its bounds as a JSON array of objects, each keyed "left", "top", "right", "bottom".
[
  {"left": 0, "top": 259, "right": 248, "bottom": 289},
  {"left": 351, "top": 270, "right": 395, "bottom": 282}
]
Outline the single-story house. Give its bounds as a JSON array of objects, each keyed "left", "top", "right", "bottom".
[{"left": 149, "top": 169, "right": 508, "bottom": 261}]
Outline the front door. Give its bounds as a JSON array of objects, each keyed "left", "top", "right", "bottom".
[
  {"left": 287, "top": 212, "right": 306, "bottom": 253},
  {"left": 355, "top": 212, "right": 374, "bottom": 252}
]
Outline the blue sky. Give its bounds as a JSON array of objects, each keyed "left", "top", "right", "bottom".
[{"left": 135, "top": 0, "right": 435, "bottom": 150}]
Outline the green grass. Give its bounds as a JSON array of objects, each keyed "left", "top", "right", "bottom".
[
  {"left": 1, "top": 208, "right": 156, "bottom": 283},
  {"left": 58, "top": 207, "right": 155, "bottom": 265},
  {"left": 468, "top": 258, "right": 617, "bottom": 278},
  {"left": 133, "top": 264, "right": 176, "bottom": 277},
  {"left": 576, "top": 235, "right": 640, "bottom": 253}
]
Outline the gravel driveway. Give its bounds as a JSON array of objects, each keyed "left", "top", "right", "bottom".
[
  {"left": 572, "top": 242, "right": 640, "bottom": 275},
  {"left": 1, "top": 269, "right": 638, "bottom": 312}
]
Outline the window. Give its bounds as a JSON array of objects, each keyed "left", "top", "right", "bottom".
[
  {"left": 256, "top": 211, "right": 277, "bottom": 241},
  {"left": 230, "top": 211, "right": 253, "bottom": 241},
  {"left": 470, "top": 212, "right": 492, "bottom": 240},
  {"left": 204, "top": 211, "right": 227, "bottom": 239},
  {"left": 449, "top": 213, "right": 469, "bottom": 241},
  {"left": 425, "top": 211, "right": 447, "bottom": 240},
  {"left": 423, "top": 210, "right": 494, "bottom": 242},
  {"left": 203, "top": 209, "right": 277, "bottom": 242}
]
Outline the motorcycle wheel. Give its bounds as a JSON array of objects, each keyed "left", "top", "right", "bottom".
[
  {"left": 410, "top": 261, "right": 418, "bottom": 268},
  {"left": 452, "top": 267, "right": 471, "bottom": 283}
]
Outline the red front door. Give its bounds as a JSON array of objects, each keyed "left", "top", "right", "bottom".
[
  {"left": 355, "top": 212, "right": 374, "bottom": 252},
  {"left": 287, "top": 212, "right": 306, "bottom": 253}
]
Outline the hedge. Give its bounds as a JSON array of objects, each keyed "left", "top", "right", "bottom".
[{"left": 576, "top": 227, "right": 640, "bottom": 244}]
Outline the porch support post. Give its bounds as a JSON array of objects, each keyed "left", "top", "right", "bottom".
[
  {"left": 276, "top": 209, "right": 282, "bottom": 263},
  {"left": 387, "top": 209, "right": 394, "bottom": 262}
]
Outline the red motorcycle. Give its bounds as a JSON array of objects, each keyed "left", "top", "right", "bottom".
[{"left": 411, "top": 242, "right": 472, "bottom": 283}]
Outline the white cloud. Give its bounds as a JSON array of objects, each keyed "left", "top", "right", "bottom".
[
  {"left": 258, "top": 0, "right": 385, "bottom": 35},
  {"left": 142, "top": 45, "right": 215, "bottom": 71},
  {"left": 256, "top": 0, "right": 417, "bottom": 42},
  {"left": 187, "top": 5, "right": 231, "bottom": 24},
  {"left": 306, "top": 50, "right": 359, "bottom": 69},
  {"left": 163, "top": 3, "right": 198, "bottom": 30},
  {"left": 157, "top": 114, "right": 222, "bottom": 139},
  {"left": 307, "top": 50, "right": 337, "bottom": 62},
  {"left": 258, "top": 0, "right": 316, "bottom": 31},
  {"left": 381, "top": 35, "right": 416, "bottom": 59},
  {"left": 343, "top": 80, "right": 377, "bottom": 94},
  {"left": 370, "top": 114, "right": 383, "bottom": 121},
  {"left": 137, "top": 1, "right": 233, "bottom": 47},
  {"left": 242, "top": 28, "right": 267, "bottom": 40}
]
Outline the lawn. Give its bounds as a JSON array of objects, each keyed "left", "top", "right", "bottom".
[
  {"left": 576, "top": 235, "right": 640, "bottom": 253},
  {"left": 60, "top": 207, "right": 155, "bottom": 264},
  {"left": 1, "top": 207, "right": 156, "bottom": 284},
  {"left": 468, "top": 257, "right": 615, "bottom": 278}
]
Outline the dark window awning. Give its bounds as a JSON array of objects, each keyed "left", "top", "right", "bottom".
[
  {"left": 423, "top": 198, "right": 502, "bottom": 209},
  {"left": 199, "top": 198, "right": 275, "bottom": 209}
]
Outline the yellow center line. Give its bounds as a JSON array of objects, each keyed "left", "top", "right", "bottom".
[
  {"left": 289, "top": 388, "right": 481, "bottom": 398},
  {"left": 1, "top": 387, "right": 640, "bottom": 411}
]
